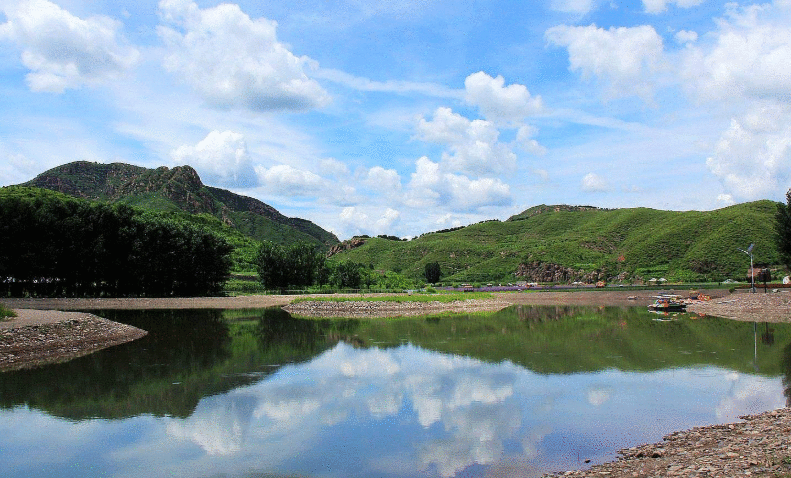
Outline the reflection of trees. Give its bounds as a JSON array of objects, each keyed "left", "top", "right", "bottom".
[
  {"left": 761, "top": 323, "right": 775, "bottom": 346},
  {"left": 0, "top": 309, "right": 232, "bottom": 419},
  {"left": 0, "top": 309, "right": 364, "bottom": 421},
  {"left": 352, "top": 306, "right": 791, "bottom": 376},
  {"left": 512, "top": 305, "right": 616, "bottom": 326},
  {"left": 255, "top": 308, "right": 361, "bottom": 359},
  {"left": 782, "top": 340, "right": 791, "bottom": 407}
]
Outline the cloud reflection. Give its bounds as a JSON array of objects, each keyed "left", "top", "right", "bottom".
[
  {"left": 165, "top": 343, "right": 523, "bottom": 475},
  {"left": 1, "top": 342, "right": 787, "bottom": 478}
]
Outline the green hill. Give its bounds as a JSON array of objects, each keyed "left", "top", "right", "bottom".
[
  {"left": 330, "top": 202, "right": 783, "bottom": 284},
  {"left": 21, "top": 161, "right": 339, "bottom": 249}
]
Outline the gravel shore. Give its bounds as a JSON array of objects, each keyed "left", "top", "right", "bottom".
[
  {"left": 283, "top": 297, "right": 512, "bottom": 318},
  {"left": 687, "top": 291, "right": 791, "bottom": 323},
  {"left": 0, "top": 310, "right": 147, "bottom": 371},
  {"left": 547, "top": 408, "right": 791, "bottom": 478}
]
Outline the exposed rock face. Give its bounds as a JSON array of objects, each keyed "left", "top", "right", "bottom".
[
  {"left": 327, "top": 238, "right": 366, "bottom": 257},
  {"left": 515, "top": 262, "right": 606, "bottom": 284}
]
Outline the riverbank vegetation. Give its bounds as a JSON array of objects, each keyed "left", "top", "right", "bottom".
[
  {"left": 0, "top": 187, "right": 232, "bottom": 297},
  {"left": 0, "top": 304, "right": 15, "bottom": 320}
]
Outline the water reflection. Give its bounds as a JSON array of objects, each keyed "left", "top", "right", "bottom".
[{"left": 1, "top": 306, "right": 790, "bottom": 478}]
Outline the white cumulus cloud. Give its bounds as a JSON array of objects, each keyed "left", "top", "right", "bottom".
[
  {"left": 171, "top": 130, "right": 257, "bottom": 187},
  {"left": 0, "top": 0, "right": 139, "bottom": 92},
  {"left": 674, "top": 30, "right": 698, "bottom": 45},
  {"left": 364, "top": 166, "right": 402, "bottom": 193},
  {"left": 255, "top": 164, "right": 326, "bottom": 196},
  {"left": 516, "top": 125, "right": 547, "bottom": 156},
  {"left": 680, "top": 2, "right": 791, "bottom": 102},
  {"left": 415, "top": 107, "right": 517, "bottom": 175},
  {"left": 338, "top": 206, "right": 401, "bottom": 235},
  {"left": 678, "top": 2, "right": 791, "bottom": 202},
  {"left": 706, "top": 104, "right": 791, "bottom": 201},
  {"left": 464, "top": 71, "right": 543, "bottom": 126},
  {"left": 406, "top": 156, "right": 511, "bottom": 210},
  {"left": 581, "top": 172, "right": 610, "bottom": 192},
  {"left": 546, "top": 24, "right": 664, "bottom": 102},
  {"left": 157, "top": 0, "right": 330, "bottom": 112}
]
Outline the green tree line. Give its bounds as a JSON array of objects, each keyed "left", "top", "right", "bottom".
[
  {"left": 255, "top": 241, "right": 418, "bottom": 291},
  {"left": 0, "top": 187, "right": 232, "bottom": 297}
]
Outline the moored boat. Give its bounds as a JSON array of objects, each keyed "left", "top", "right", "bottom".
[{"left": 648, "top": 295, "right": 687, "bottom": 312}]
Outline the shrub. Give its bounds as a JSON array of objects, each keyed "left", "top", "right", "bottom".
[{"left": 0, "top": 304, "right": 16, "bottom": 320}]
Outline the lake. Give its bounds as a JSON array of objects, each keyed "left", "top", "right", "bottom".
[{"left": 1, "top": 305, "right": 789, "bottom": 477}]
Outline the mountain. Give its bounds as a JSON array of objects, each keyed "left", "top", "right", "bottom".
[
  {"left": 21, "top": 161, "right": 339, "bottom": 248},
  {"left": 330, "top": 201, "right": 783, "bottom": 284}
]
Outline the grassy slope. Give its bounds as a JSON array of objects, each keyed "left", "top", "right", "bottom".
[{"left": 333, "top": 201, "right": 781, "bottom": 283}]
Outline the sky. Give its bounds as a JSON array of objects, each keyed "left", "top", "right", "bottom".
[{"left": 1, "top": 0, "right": 790, "bottom": 240}]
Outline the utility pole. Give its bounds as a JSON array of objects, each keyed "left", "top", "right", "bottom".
[{"left": 738, "top": 244, "right": 755, "bottom": 293}]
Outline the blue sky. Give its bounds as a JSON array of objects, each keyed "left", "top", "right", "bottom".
[{"left": 1, "top": 0, "right": 790, "bottom": 239}]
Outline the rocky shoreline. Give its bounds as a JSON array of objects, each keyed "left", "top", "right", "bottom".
[
  {"left": 687, "top": 292, "right": 791, "bottom": 323},
  {"left": 0, "top": 310, "right": 147, "bottom": 371},
  {"left": 546, "top": 408, "right": 791, "bottom": 478},
  {"left": 283, "top": 298, "right": 511, "bottom": 318}
]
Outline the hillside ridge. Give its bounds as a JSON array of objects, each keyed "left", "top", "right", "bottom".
[
  {"left": 21, "top": 161, "right": 339, "bottom": 248},
  {"left": 333, "top": 199, "right": 783, "bottom": 284}
]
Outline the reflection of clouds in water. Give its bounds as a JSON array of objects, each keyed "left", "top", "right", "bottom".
[
  {"left": 715, "top": 373, "right": 786, "bottom": 422},
  {"left": 166, "top": 395, "right": 257, "bottom": 455},
  {"left": 129, "top": 345, "right": 788, "bottom": 478},
  {"left": 419, "top": 401, "right": 521, "bottom": 477},
  {"left": 587, "top": 386, "right": 612, "bottom": 407},
  {"left": 522, "top": 425, "right": 552, "bottom": 459},
  {"left": 163, "top": 342, "right": 523, "bottom": 475},
  {"left": 339, "top": 347, "right": 401, "bottom": 377}
]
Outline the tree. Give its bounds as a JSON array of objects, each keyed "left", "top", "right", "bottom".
[
  {"left": 424, "top": 262, "right": 441, "bottom": 283},
  {"left": 255, "top": 242, "right": 289, "bottom": 292},
  {"left": 0, "top": 187, "right": 231, "bottom": 297},
  {"left": 333, "top": 261, "right": 362, "bottom": 289},
  {"left": 777, "top": 189, "right": 791, "bottom": 271},
  {"left": 255, "top": 241, "right": 325, "bottom": 292}
]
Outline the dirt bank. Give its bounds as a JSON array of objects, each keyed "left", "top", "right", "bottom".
[{"left": 0, "top": 310, "right": 147, "bottom": 372}]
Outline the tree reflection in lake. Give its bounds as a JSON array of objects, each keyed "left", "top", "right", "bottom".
[
  {"left": 0, "top": 309, "right": 233, "bottom": 419},
  {"left": 783, "top": 339, "right": 791, "bottom": 407},
  {"left": 1, "top": 306, "right": 790, "bottom": 478}
]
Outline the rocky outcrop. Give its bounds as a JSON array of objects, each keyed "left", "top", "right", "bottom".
[{"left": 327, "top": 238, "right": 366, "bottom": 257}]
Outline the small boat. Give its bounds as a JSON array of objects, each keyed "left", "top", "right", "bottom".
[{"left": 648, "top": 295, "right": 687, "bottom": 312}]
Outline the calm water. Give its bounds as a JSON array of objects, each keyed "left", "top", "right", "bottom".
[{"left": 1, "top": 306, "right": 790, "bottom": 478}]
